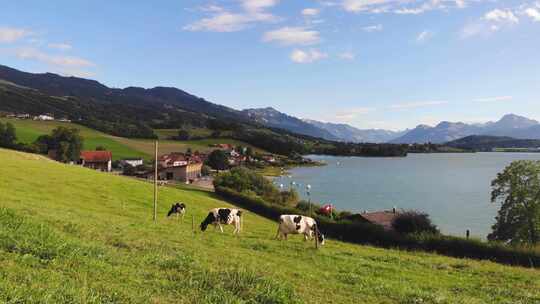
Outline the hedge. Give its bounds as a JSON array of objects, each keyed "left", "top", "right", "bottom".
[{"left": 216, "top": 186, "right": 540, "bottom": 268}]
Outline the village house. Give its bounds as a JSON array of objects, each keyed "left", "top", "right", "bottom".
[
  {"left": 35, "top": 114, "right": 55, "bottom": 121},
  {"left": 153, "top": 152, "right": 203, "bottom": 183},
  {"left": 119, "top": 158, "right": 144, "bottom": 168},
  {"left": 356, "top": 208, "right": 400, "bottom": 231},
  {"left": 15, "top": 113, "right": 31, "bottom": 119},
  {"left": 261, "top": 154, "right": 276, "bottom": 163},
  {"left": 79, "top": 151, "right": 113, "bottom": 172}
]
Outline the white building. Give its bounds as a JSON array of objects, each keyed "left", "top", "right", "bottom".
[
  {"left": 119, "top": 158, "right": 144, "bottom": 168},
  {"left": 35, "top": 115, "right": 54, "bottom": 121}
]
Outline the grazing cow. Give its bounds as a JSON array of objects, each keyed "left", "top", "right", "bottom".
[
  {"left": 167, "top": 203, "right": 186, "bottom": 220},
  {"left": 276, "top": 215, "right": 325, "bottom": 245},
  {"left": 200, "top": 208, "right": 242, "bottom": 234}
]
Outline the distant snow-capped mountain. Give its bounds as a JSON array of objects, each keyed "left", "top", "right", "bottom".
[
  {"left": 241, "top": 107, "right": 406, "bottom": 143},
  {"left": 303, "top": 119, "right": 407, "bottom": 143},
  {"left": 391, "top": 114, "right": 540, "bottom": 144}
]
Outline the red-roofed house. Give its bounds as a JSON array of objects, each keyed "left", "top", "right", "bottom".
[
  {"left": 79, "top": 151, "right": 112, "bottom": 172},
  {"left": 358, "top": 209, "right": 400, "bottom": 231},
  {"left": 153, "top": 152, "right": 203, "bottom": 183}
]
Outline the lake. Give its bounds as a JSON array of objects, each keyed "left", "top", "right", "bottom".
[{"left": 275, "top": 153, "right": 540, "bottom": 238}]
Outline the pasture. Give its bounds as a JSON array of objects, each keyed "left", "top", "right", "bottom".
[
  {"left": 0, "top": 148, "right": 538, "bottom": 303},
  {"left": 0, "top": 119, "right": 268, "bottom": 161}
]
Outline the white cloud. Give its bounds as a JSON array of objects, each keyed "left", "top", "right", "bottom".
[
  {"left": 184, "top": 1, "right": 279, "bottom": 32},
  {"left": 241, "top": 0, "right": 279, "bottom": 12},
  {"left": 484, "top": 9, "right": 519, "bottom": 24},
  {"left": 290, "top": 49, "right": 328, "bottom": 63},
  {"left": 461, "top": 8, "right": 520, "bottom": 38},
  {"left": 342, "top": 0, "right": 391, "bottom": 13},
  {"left": 525, "top": 7, "right": 540, "bottom": 22},
  {"left": 460, "top": 22, "right": 489, "bottom": 38},
  {"left": 455, "top": 0, "right": 466, "bottom": 9},
  {"left": 342, "top": 0, "right": 466, "bottom": 14},
  {"left": 338, "top": 52, "right": 356, "bottom": 60},
  {"left": 362, "top": 24, "right": 383, "bottom": 32},
  {"left": 333, "top": 107, "right": 376, "bottom": 122},
  {"left": 302, "top": 8, "right": 320, "bottom": 16},
  {"left": 473, "top": 96, "right": 513, "bottom": 102},
  {"left": 388, "top": 100, "right": 448, "bottom": 110},
  {"left": 0, "top": 27, "right": 32, "bottom": 43},
  {"left": 416, "top": 30, "right": 433, "bottom": 42},
  {"left": 263, "top": 27, "right": 321, "bottom": 45},
  {"left": 48, "top": 43, "right": 73, "bottom": 51},
  {"left": 15, "top": 47, "right": 94, "bottom": 68}
]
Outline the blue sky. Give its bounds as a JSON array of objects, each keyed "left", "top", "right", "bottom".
[{"left": 1, "top": 0, "right": 539, "bottom": 130}]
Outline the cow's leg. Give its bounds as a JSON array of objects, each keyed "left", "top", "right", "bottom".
[
  {"left": 218, "top": 224, "right": 224, "bottom": 233},
  {"left": 275, "top": 227, "right": 282, "bottom": 240},
  {"left": 234, "top": 219, "right": 241, "bottom": 234}
]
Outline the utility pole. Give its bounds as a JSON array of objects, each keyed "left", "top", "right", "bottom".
[{"left": 153, "top": 140, "right": 158, "bottom": 223}]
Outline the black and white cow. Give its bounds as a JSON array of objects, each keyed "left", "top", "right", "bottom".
[
  {"left": 200, "top": 208, "right": 242, "bottom": 234},
  {"left": 167, "top": 203, "right": 186, "bottom": 220},
  {"left": 276, "top": 215, "right": 325, "bottom": 245}
]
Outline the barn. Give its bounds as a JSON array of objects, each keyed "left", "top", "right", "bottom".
[{"left": 79, "top": 151, "right": 113, "bottom": 172}]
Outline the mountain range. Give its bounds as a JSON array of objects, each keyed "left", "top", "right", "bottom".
[
  {"left": 1, "top": 64, "right": 538, "bottom": 145},
  {"left": 303, "top": 119, "right": 407, "bottom": 143},
  {"left": 390, "top": 114, "right": 540, "bottom": 144},
  {"left": 243, "top": 107, "right": 540, "bottom": 144}
]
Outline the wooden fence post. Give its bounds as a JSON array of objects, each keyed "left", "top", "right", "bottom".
[
  {"left": 153, "top": 140, "right": 158, "bottom": 223},
  {"left": 192, "top": 215, "right": 195, "bottom": 233},
  {"left": 315, "top": 226, "right": 319, "bottom": 249}
]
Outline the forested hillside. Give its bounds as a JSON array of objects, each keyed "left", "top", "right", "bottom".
[{"left": 0, "top": 65, "right": 409, "bottom": 157}]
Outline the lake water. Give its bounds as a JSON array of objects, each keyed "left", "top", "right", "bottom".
[{"left": 275, "top": 153, "right": 540, "bottom": 238}]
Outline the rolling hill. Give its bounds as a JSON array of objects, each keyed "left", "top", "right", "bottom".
[
  {"left": 0, "top": 118, "right": 268, "bottom": 161},
  {"left": 446, "top": 135, "right": 540, "bottom": 152},
  {"left": 1, "top": 148, "right": 539, "bottom": 303}
]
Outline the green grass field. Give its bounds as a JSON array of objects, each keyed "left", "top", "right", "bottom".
[
  {"left": 0, "top": 119, "right": 268, "bottom": 161},
  {"left": 0, "top": 148, "right": 538, "bottom": 303}
]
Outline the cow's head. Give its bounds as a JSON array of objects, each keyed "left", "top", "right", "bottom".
[
  {"left": 200, "top": 211, "right": 216, "bottom": 232},
  {"left": 316, "top": 230, "right": 325, "bottom": 245}
]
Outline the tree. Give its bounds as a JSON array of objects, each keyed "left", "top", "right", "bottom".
[
  {"left": 35, "top": 127, "right": 83, "bottom": 163},
  {"left": 95, "top": 145, "right": 107, "bottom": 151},
  {"left": 489, "top": 160, "right": 540, "bottom": 245},
  {"left": 206, "top": 150, "right": 229, "bottom": 171},
  {"left": 0, "top": 122, "right": 17, "bottom": 148},
  {"left": 177, "top": 129, "right": 191, "bottom": 141},
  {"left": 391, "top": 211, "right": 439, "bottom": 235}
]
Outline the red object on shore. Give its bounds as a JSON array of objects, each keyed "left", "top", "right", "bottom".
[{"left": 319, "top": 204, "right": 333, "bottom": 215}]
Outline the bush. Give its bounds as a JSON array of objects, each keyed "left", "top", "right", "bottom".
[
  {"left": 392, "top": 211, "right": 440, "bottom": 235},
  {"left": 214, "top": 167, "right": 299, "bottom": 206}
]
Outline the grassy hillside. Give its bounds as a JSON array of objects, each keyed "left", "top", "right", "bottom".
[
  {"left": 0, "top": 118, "right": 268, "bottom": 161},
  {"left": 0, "top": 148, "right": 538, "bottom": 303}
]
